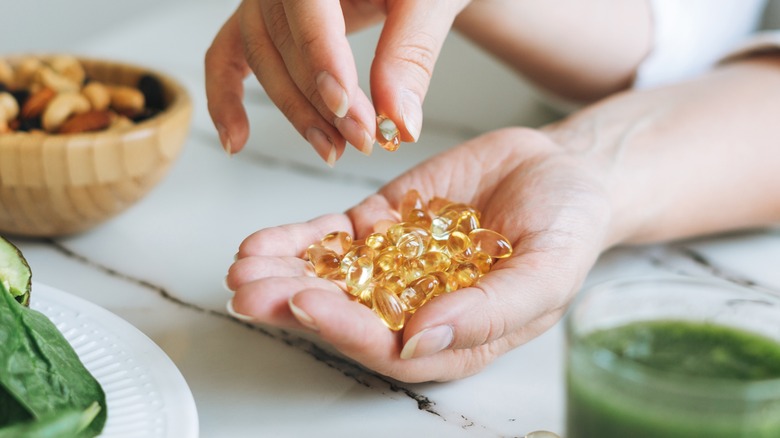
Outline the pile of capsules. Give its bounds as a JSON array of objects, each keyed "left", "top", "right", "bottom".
[{"left": 305, "top": 189, "right": 513, "bottom": 331}]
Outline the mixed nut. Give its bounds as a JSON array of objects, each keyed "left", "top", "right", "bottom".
[{"left": 0, "top": 55, "right": 166, "bottom": 135}]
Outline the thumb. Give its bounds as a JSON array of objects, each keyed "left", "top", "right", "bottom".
[{"left": 371, "top": 0, "right": 469, "bottom": 144}]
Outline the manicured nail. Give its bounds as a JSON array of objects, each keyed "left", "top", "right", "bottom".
[
  {"left": 305, "top": 127, "right": 336, "bottom": 166},
  {"left": 222, "top": 276, "right": 234, "bottom": 293},
  {"left": 216, "top": 124, "right": 233, "bottom": 157},
  {"left": 334, "top": 116, "right": 373, "bottom": 155},
  {"left": 316, "top": 71, "right": 349, "bottom": 118},
  {"left": 400, "top": 89, "right": 422, "bottom": 142},
  {"left": 400, "top": 325, "right": 454, "bottom": 359},
  {"left": 289, "top": 297, "right": 319, "bottom": 331},
  {"left": 226, "top": 299, "right": 255, "bottom": 322}
]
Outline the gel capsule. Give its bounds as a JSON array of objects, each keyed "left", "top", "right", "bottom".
[
  {"left": 340, "top": 245, "right": 375, "bottom": 275},
  {"left": 446, "top": 231, "right": 474, "bottom": 263},
  {"left": 375, "top": 246, "right": 405, "bottom": 274},
  {"left": 453, "top": 263, "right": 480, "bottom": 288},
  {"left": 469, "top": 228, "right": 513, "bottom": 259},
  {"left": 372, "top": 286, "right": 406, "bottom": 331},
  {"left": 365, "top": 232, "right": 390, "bottom": 251},
  {"left": 418, "top": 250, "right": 451, "bottom": 274},
  {"left": 320, "top": 231, "right": 352, "bottom": 255},
  {"left": 430, "top": 209, "right": 461, "bottom": 240},
  {"left": 399, "top": 274, "right": 440, "bottom": 311},
  {"left": 402, "top": 258, "right": 426, "bottom": 284},
  {"left": 470, "top": 251, "right": 493, "bottom": 275},
  {"left": 306, "top": 244, "right": 342, "bottom": 279},
  {"left": 346, "top": 255, "right": 374, "bottom": 296}
]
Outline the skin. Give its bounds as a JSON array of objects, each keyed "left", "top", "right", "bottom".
[
  {"left": 226, "top": 56, "right": 780, "bottom": 382},
  {"left": 211, "top": 1, "right": 780, "bottom": 381},
  {"left": 204, "top": 0, "right": 649, "bottom": 162}
]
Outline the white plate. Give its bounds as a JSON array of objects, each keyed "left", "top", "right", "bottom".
[{"left": 29, "top": 282, "right": 199, "bottom": 438}]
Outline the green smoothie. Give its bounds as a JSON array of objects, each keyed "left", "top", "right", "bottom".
[{"left": 566, "top": 320, "right": 780, "bottom": 437}]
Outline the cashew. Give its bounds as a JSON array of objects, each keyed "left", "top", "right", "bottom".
[
  {"left": 42, "top": 92, "right": 90, "bottom": 132},
  {"left": 37, "top": 66, "right": 80, "bottom": 93},
  {"left": 0, "top": 59, "right": 12, "bottom": 85},
  {"left": 0, "top": 92, "right": 19, "bottom": 121},
  {"left": 48, "top": 55, "right": 86, "bottom": 86},
  {"left": 14, "top": 57, "right": 42, "bottom": 89},
  {"left": 109, "top": 85, "right": 145, "bottom": 114},
  {"left": 82, "top": 81, "right": 110, "bottom": 111}
]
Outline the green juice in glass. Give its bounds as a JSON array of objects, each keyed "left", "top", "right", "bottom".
[{"left": 565, "top": 276, "right": 780, "bottom": 438}]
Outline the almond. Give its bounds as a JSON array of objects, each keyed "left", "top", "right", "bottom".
[
  {"left": 21, "top": 87, "right": 56, "bottom": 119},
  {"left": 58, "top": 110, "right": 113, "bottom": 134}
]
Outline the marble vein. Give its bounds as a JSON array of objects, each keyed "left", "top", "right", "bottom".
[{"left": 45, "top": 238, "right": 493, "bottom": 435}]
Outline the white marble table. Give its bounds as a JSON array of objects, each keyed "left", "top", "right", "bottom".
[{"left": 4, "top": 1, "right": 780, "bottom": 437}]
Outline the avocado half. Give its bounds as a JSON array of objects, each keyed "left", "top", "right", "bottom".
[{"left": 0, "top": 236, "right": 32, "bottom": 306}]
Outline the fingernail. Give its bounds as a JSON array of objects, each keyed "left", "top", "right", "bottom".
[
  {"left": 326, "top": 146, "right": 337, "bottom": 167},
  {"left": 289, "top": 297, "right": 319, "bottom": 331},
  {"left": 334, "top": 117, "right": 373, "bottom": 155},
  {"left": 222, "top": 276, "right": 234, "bottom": 293},
  {"left": 400, "top": 325, "right": 454, "bottom": 360},
  {"left": 316, "top": 71, "right": 349, "bottom": 118},
  {"left": 216, "top": 123, "right": 233, "bottom": 157},
  {"left": 376, "top": 116, "right": 400, "bottom": 151},
  {"left": 226, "top": 298, "right": 255, "bottom": 322},
  {"left": 305, "top": 127, "right": 336, "bottom": 166},
  {"left": 400, "top": 89, "right": 422, "bottom": 142}
]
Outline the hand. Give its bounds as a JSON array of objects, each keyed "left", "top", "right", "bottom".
[
  {"left": 205, "top": 0, "right": 469, "bottom": 165},
  {"left": 225, "top": 127, "right": 612, "bottom": 382}
]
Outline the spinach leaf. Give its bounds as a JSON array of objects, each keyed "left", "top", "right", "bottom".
[
  {"left": 0, "top": 402, "right": 101, "bottom": 438},
  {"left": 0, "top": 283, "right": 106, "bottom": 437}
]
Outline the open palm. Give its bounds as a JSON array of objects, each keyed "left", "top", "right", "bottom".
[{"left": 227, "top": 127, "right": 612, "bottom": 382}]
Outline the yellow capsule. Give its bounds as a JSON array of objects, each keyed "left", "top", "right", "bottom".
[
  {"left": 320, "top": 231, "right": 352, "bottom": 255},
  {"left": 418, "top": 250, "right": 451, "bottom": 273},
  {"left": 453, "top": 263, "right": 480, "bottom": 288},
  {"left": 399, "top": 189, "right": 424, "bottom": 220},
  {"left": 305, "top": 244, "right": 342, "bottom": 279},
  {"left": 372, "top": 286, "right": 406, "bottom": 331},
  {"left": 400, "top": 274, "right": 441, "bottom": 311},
  {"left": 402, "top": 258, "right": 426, "bottom": 284},
  {"left": 387, "top": 223, "right": 430, "bottom": 259},
  {"left": 396, "top": 230, "right": 429, "bottom": 259},
  {"left": 446, "top": 231, "right": 474, "bottom": 263},
  {"left": 455, "top": 211, "right": 481, "bottom": 234},
  {"left": 356, "top": 283, "right": 374, "bottom": 306},
  {"left": 469, "top": 228, "right": 513, "bottom": 259},
  {"left": 429, "top": 271, "right": 449, "bottom": 296},
  {"left": 340, "top": 245, "right": 376, "bottom": 275},
  {"left": 444, "top": 271, "right": 460, "bottom": 293},
  {"left": 430, "top": 209, "right": 461, "bottom": 241},
  {"left": 405, "top": 208, "right": 432, "bottom": 228},
  {"left": 376, "top": 271, "right": 406, "bottom": 294},
  {"left": 375, "top": 246, "right": 405, "bottom": 274},
  {"left": 346, "top": 255, "right": 374, "bottom": 297},
  {"left": 365, "top": 232, "right": 390, "bottom": 251},
  {"left": 471, "top": 251, "right": 493, "bottom": 275},
  {"left": 439, "top": 202, "right": 481, "bottom": 219}
]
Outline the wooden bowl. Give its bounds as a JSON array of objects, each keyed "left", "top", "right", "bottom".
[{"left": 0, "top": 56, "right": 192, "bottom": 237}]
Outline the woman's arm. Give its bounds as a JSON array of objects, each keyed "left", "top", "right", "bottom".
[
  {"left": 545, "top": 54, "right": 780, "bottom": 245},
  {"left": 454, "top": 0, "right": 653, "bottom": 102}
]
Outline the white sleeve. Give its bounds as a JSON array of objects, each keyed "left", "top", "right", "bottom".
[{"left": 634, "top": 0, "right": 768, "bottom": 89}]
